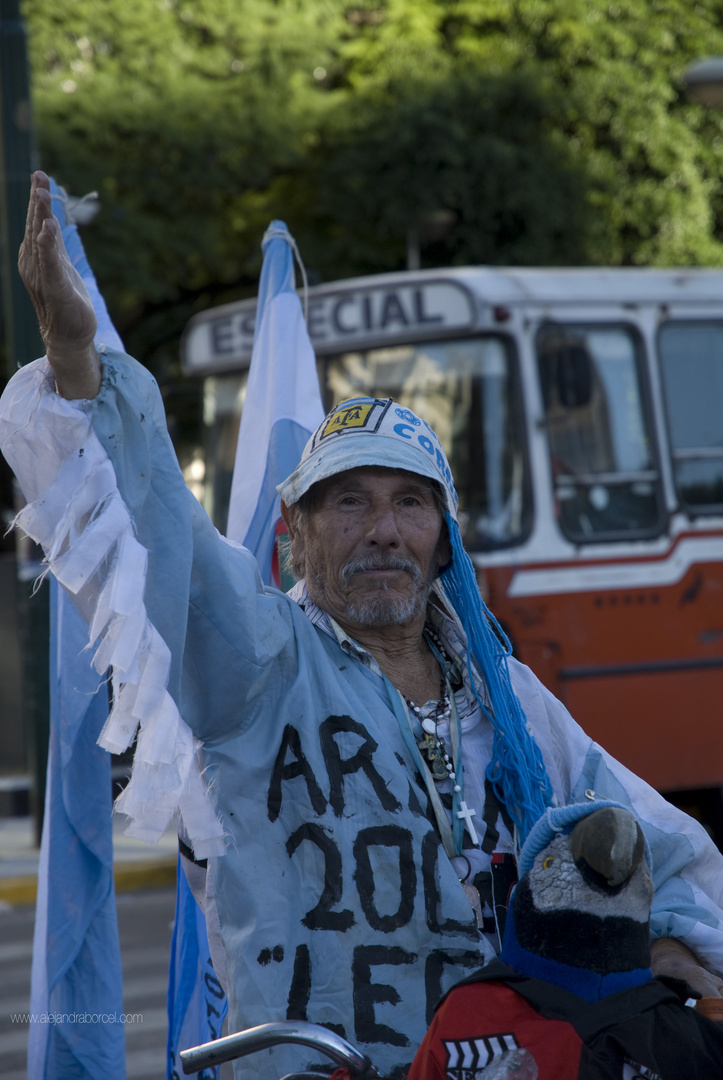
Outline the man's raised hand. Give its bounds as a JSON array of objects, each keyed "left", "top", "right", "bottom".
[{"left": 18, "top": 171, "right": 101, "bottom": 399}]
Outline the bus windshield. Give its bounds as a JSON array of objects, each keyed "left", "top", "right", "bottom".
[
  {"left": 321, "top": 335, "right": 531, "bottom": 550},
  {"left": 201, "top": 335, "right": 532, "bottom": 550}
]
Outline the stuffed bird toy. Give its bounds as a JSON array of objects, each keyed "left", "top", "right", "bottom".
[{"left": 408, "top": 800, "right": 723, "bottom": 1079}]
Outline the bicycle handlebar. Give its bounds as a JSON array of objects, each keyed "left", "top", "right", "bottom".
[{"left": 179, "top": 1019, "right": 383, "bottom": 1077}]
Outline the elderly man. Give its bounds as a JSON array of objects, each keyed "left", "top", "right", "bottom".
[{"left": 3, "top": 173, "right": 723, "bottom": 1078}]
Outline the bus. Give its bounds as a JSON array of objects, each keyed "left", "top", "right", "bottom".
[{"left": 180, "top": 265, "right": 723, "bottom": 836}]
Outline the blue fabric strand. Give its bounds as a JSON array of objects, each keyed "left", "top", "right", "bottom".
[{"left": 441, "top": 514, "right": 554, "bottom": 843}]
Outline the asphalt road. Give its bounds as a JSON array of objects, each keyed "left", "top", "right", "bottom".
[{"left": 0, "top": 886, "right": 233, "bottom": 1079}]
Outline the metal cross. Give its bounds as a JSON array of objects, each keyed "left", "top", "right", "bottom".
[{"left": 456, "top": 800, "right": 479, "bottom": 845}]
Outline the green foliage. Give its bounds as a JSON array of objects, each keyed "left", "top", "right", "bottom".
[
  {"left": 286, "top": 68, "right": 591, "bottom": 277},
  {"left": 25, "top": 1, "right": 346, "bottom": 328},
  {"left": 20, "top": 0, "right": 723, "bottom": 371}
]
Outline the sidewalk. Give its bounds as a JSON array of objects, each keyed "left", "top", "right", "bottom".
[{"left": 0, "top": 814, "right": 177, "bottom": 906}]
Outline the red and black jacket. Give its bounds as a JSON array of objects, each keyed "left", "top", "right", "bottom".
[{"left": 407, "top": 960, "right": 723, "bottom": 1080}]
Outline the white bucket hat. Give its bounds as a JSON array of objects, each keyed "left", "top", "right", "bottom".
[{"left": 277, "top": 396, "right": 459, "bottom": 518}]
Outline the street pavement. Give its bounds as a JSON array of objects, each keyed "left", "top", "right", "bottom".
[
  {"left": 0, "top": 887, "right": 182, "bottom": 1080},
  {"left": 0, "top": 814, "right": 217, "bottom": 1079}
]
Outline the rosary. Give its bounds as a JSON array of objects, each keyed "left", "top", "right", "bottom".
[{"left": 405, "top": 629, "right": 479, "bottom": 847}]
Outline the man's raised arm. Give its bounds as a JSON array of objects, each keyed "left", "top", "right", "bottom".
[{"left": 19, "top": 171, "right": 101, "bottom": 399}]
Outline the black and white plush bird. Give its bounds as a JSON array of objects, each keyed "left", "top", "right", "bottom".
[{"left": 409, "top": 800, "right": 723, "bottom": 1080}]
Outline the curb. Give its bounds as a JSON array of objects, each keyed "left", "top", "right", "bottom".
[
  {"left": 115, "top": 858, "right": 177, "bottom": 893},
  {"left": 0, "top": 857, "right": 177, "bottom": 907},
  {"left": 0, "top": 877, "right": 37, "bottom": 906}
]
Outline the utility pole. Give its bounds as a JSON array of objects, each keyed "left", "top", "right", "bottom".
[
  {"left": 0, "top": 0, "right": 48, "bottom": 844},
  {"left": 0, "top": 0, "right": 42, "bottom": 374}
]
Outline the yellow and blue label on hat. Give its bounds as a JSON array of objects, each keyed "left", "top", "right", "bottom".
[{"left": 318, "top": 397, "right": 391, "bottom": 440}]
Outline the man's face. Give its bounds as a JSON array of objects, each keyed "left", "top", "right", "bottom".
[{"left": 288, "top": 466, "right": 449, "bottom": 630}]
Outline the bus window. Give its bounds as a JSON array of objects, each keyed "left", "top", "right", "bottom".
[
  {"left": 322, "top": 336, "right": 532, "bottom": 550},
  {"left": 659, "top": 322, "right": 723, "bottom": 515},
  {"left": 536, "top": 324, "right": 663, "bottom": 541}
]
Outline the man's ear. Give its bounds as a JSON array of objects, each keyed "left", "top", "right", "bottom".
[
  {"left": 281, "top": 500, "right": 306, "bottom": 565},
  {"left": 435, "top": 522, "right": 452, "bottom": 574}
]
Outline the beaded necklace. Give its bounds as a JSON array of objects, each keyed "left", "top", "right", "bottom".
[
  {"left": 406, "top": 669, "right": 453, "bottom": 782},
  {"left": 400, "top": 627, "right": 479, "bottom": 853}
]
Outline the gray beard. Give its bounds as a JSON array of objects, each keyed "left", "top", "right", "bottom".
[
  {"left": 338, "top": 553, "right": 433, "bottom": 626},
  {"left": 344, "top": 590, "right": 428, "bottom": 626}
]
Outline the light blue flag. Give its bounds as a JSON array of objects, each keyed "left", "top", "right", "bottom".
[
  {"left": 27, "top": 178, "right": 127, "bottom": 1079},
  {"left": 28, "top": 582, "right": 125, "bottom": 1079},
  {"left": 166, "top": 855, "right": 227, "bottom": 1079},
  {"left": 226, "top": 221, "right": 325, "bottom": 582}
]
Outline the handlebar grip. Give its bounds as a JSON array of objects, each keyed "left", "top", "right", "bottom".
[{"left": 179, "top": 1020, "right": 382, "bottom": 1077}]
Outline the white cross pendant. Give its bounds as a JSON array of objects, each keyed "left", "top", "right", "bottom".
[{"left": 456, "top": 800, "right": 479, "bottom": 845}]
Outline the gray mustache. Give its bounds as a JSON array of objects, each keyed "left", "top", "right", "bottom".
[{"left": 340, "top": 554, "right": 423, "bottom": 585}]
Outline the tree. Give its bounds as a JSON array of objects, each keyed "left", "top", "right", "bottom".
[
  {"left": 21, "top": 0, "right": 723, "bottom": 375},
  {"left": 293, "top": 0, "right": 723, "bottom": 272},
  {"left": 25, "top": 1, "right": 346, "bottom": 356}
]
